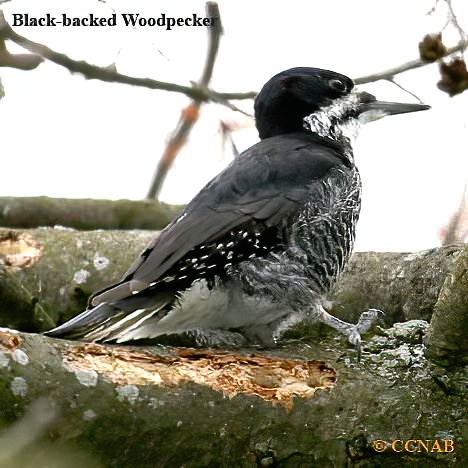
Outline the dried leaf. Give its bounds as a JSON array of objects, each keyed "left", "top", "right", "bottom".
[
  {"left": 419, "top": 33, "right": 446, "bottom": 62},
  {"left": 438, "top": 58, "right": 468, "bottom": 97}
]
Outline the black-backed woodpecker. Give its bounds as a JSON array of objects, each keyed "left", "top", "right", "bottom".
[{"left": 45, "top": 67, "right": 430, "bottom": 353}]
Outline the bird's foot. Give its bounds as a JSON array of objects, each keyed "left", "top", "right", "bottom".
[
  {"left": 356, "top": 308, "right": 384, "bottom": 334},
  {"left": 316, "top": 307, "right": 384, "bottom": 360}
]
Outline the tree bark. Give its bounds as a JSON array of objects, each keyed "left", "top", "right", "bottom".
[
  {"left": 0, "top": 228, "right": 156, "bottom": 332},
  {"left": 330, "top": 245, "right": 464, "bottom": 324},
  {"left": 0, "top": 324, "right": 465, "bottom": 467},
  {"left": 424, "top": 246, "right": 468, "bottom": 364}
]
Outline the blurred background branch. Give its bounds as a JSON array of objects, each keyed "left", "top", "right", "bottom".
[
  {"left": 146, "top": 1, "right": 223, "bottom": 199},
  {"left": 0, "top": 8, "right": 255, "bottom": 104}
]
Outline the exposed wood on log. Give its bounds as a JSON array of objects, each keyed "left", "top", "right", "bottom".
[
  {"left": 0, "top": 324, "right": 465, "bottom": 466},
  {"left": 65, "top": 344, "right": 336, "bottom": 408}
]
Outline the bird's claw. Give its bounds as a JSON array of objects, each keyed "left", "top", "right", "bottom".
[
  {"left": 356, "top": 309, "right": 384, "bottom": 334},
  {"left": 347, "top": 309, "right": 383, "bottom": 361},
  {"left": 315, "top": 305, "right": 384, "bottom": 361}
]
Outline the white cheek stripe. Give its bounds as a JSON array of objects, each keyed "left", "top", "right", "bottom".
[{"left": 303, "top": 90, "right": 367, "bottom": 143}]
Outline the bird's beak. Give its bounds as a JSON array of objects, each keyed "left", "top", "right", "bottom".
[{"left": 360, "top": 100, "right": 431, "bottom": 123}]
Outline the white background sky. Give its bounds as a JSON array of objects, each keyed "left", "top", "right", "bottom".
[{"left": 0, "top": 0, "right": 467, "bottom": 252}]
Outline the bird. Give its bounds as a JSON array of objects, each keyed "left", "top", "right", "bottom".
[{"left": 45, "top": 67, "right": 430, "bottom": 353}]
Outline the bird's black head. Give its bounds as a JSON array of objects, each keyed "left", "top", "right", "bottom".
[
  {"left": 254, "top": 67, "right": 354, "bottom": 139},
  {"left": 255, "top": 67, "right": 430, "bottom": 141}
]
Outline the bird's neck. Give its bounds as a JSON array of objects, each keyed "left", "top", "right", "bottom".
[{"left": 303, "top": 114, "right": 359, "bottom": 165}]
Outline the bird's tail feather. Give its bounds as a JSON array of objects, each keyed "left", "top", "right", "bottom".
[{"left": 44, "top": 288, "right": 176, "bottom": 342}]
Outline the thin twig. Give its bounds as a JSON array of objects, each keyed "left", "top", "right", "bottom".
[
  {"left": 146, "top": 2, "right": 223, "bottom": 200},
  {"left": 354, "top": 39, "right": 468, "bottom": 84},
  {"left": 386, "top": 77, "right": 426, "bottom": 103},
  {"left": 220, "top": 121, "right": 240, "bottom": 159},
  {"left": 0, "top": 9, "right": 255, "bottom": 103},
  {"left": 445, "top": 0, "right": 467, "bottom": 43},
  {"left": 426, "top": 0, "right": 442, "bottom": 16},
  {"left": 214, "top": 99, "right": 253, "bottom": 117}
]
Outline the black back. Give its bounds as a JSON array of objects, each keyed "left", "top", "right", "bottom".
[{"left": 90, "top": 67, "right": 357, "bottom": 306}]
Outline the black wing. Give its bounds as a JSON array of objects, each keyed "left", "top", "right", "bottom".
[{"left": 90, "top": 132, "right": 347, "bottom": 307}]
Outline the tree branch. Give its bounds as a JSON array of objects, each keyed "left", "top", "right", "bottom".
[
  {"left": 146, "top": 2, "right": 223, "bottom": 200},
  {"left": 354, "top": 39, "right": 468, "bottom": 84},
  {"left": 0, "top": 9, "right": 255, "bottom": 103},
  {"left": 1, "top": 5, "right": 467, "bottom": 102},
  {"left": 0, "top": 322, "right": 463, "bottom": 466},
  {"left": 0, "top": 23, "right": 43, "bottom": 70},
  {"left": 445, "top": 0, "right": 467, "bottom": 43},
  {"left": 0, "top": 224, "right": 463, "bottom": 337},
  {"left": 198, "top": 2, "right": 223, "bottom": 88},
  {"left": 0, "top": 196, "right": 182, "bottom": 231}
]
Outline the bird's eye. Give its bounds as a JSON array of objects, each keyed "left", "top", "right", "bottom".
[{"left": 329, "top": 79, "right": 347, "bottom": 92}]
